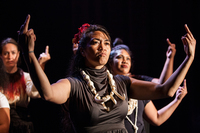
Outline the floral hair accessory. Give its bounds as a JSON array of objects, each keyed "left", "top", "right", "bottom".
[{"left": 72, "top": 23, "right": 90, "bottom": 44}]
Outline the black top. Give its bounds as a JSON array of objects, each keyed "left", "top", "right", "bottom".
[
  {"left": 125, "top": 75, "right": 152, "bottom": 133},
  {"left": 125, "top": 100, "right": 150, "bottom": 133},
  {"left": 64, "top": 67, "right": 131, "bottom": 133}
]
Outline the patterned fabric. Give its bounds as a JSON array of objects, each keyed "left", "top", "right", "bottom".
[
  {"left": 1, "top": 68, "right": 39, "bottom": 133},
  {"left": 1, "top": 68, "right": 39, "bottom": 107},
  {"left": 3, "top": 68, "right": 27, "bottom": 105}
]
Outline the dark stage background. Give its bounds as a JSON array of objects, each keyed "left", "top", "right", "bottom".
[{"left": 0, "top": 0, "right": 200, "bottom": 133}]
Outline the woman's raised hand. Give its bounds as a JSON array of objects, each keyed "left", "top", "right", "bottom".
[
  {"left": 175, "top": 79, "right": 187, "bottom": 100},
  {"left": 181, "top": 24, "right": 196, "bottom": 57},
  {"left": 166, "top": 38, "right": 176, "bottom": 59},
  {"left": 18, "top": 14, "right": 36, "bottom": 53},
  {"left": 38, "top": 46, "right": 51, "bottom": 70}
]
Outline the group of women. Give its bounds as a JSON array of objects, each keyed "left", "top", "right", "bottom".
[
  {"left": 108, "top": 38, "right": 187, "bottom": 133},
  {"left": 0, "top": 14, "right": 196, "bottom": 133}
]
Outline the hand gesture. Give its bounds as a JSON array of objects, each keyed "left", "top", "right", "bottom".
[
  {"left": 18, "top": 14, "right": 36, "bottom": 53},
  {"left": 38, "top": 46, "right": 51, "bottom": 70},
  {"left": 181, "top": 24, "right": 196, "bottom": 57},
  {"left": 175, "top": 79, "right": 187, "bottom": 100},
  {"left": 166, "top": 38, "right": 176, "bottom": 59}
]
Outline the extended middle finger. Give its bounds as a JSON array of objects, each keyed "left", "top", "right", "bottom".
[
  {"left": 23, "top": 15, "right": 31, "bottom": 33},
  {"left": 184, "top": 24, "right": 194, "bottom": 39}
]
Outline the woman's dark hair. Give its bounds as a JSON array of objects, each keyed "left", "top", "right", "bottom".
[
  {"left": 68, "top": 24, "right": 111, "bottom": 76},
  {"left": 0, "top": 58, "right": 8, "bottom": 88},
  {"left": 113, "top": 38, "right": 124, "bottom": 47},
  {"left": 0, "top": 38, "right": 21, "bottom": 66},
  {"left": 108, "top": 38, "right": 134, "bottom": 73}
]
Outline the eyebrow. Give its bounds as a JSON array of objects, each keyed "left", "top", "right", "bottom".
[
  {"left": 92, "top": 38, "right": 110, "bottom": 42},
  {"left": 117, "top": 54, "right": 130, "bottom": 57},
  {"left": 4, "top": 50, "right": 17, "bottom": 52}
]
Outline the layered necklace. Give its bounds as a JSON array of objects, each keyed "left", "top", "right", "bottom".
[{"left": 80, "top": 69, "right": 126, "bottom": 111}]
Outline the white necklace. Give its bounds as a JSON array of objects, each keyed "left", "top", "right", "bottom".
[
  {"left": 126, "top": 98, "right": 138, "bottom": 133},
  {"left": 80, "top": 69, "right": 126, "bottom": 111}
]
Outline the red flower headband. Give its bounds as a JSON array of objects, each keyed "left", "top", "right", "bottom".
[{"left": 72, "top": 23, "right": 90, "bottom": 44}]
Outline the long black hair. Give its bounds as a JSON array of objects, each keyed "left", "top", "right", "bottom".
[{"left": 0, "top": 58, "right": 8, "bottom": 88}]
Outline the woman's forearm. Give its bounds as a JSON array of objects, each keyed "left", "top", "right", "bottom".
[
  {"left": 0, "top": 108, "right": 10, "bottom": 133},
  {"left": 162, "top": 55, "right": 193, "bottom": 97},
  {"left": 26, "top": 52, "right": 70, "bottom": 104},
  {"left": 158, "top": 57, "right": 174, "bottom": 84},
  {"left": 27, "top": 52, "right": 53, "bottom": 100},
  {"left": 19, "top": 15, "right": 70, "bottom": 104},
  {"left": 155, "top": 98, "right": 181, "bottom": 126},
  {"left": 130, "top": 56, "right": 193, "bottom": 100}
]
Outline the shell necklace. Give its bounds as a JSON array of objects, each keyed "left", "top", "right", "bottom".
[
  {"left": 126, "top": 98, "right": 138, "bottom": 133},
  {"left": 80, "top": 69, "right": 126, "bottom": 111}
]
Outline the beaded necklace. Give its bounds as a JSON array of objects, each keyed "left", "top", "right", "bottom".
[
  {"left": 126, "top": 98, "right": 138, "bottom": 133},
  {"left": 80, "top": 69, "right": 126, "bottom": 111}
]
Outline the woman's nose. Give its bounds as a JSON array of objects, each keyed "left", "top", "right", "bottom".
[
  {"left": 99, "top": 42, "right": 105, "bottom": 51},
  {"left": 8, "top": 53, "right": 14, "bottom": 60},
  {"left": 122, "top": 58, "right": 127, "bottom": 63},
  {"left": 8, "top": 53, "right": 11, "bottom": 59}
]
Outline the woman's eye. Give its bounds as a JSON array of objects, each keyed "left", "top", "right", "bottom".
[
  {"left": 116, "top": 56, "right": 122, "bottom": 59},
  {"left": 105, "top": 42, "right": 110, "bottom": 45},
  {"left": 92, "top": 40, "right": 100, "bottom": 45},
  {"left": 127, "top": 57, "right": 130, "bottom": 60},
  {"left": 105, "top": 41, "right": 110, "bottom": 45},
  {"left": 4, "top": 52, "right": 8, "bottom": 55}
]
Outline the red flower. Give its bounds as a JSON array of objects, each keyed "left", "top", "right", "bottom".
[{"left": 72, "top": 23, "right": 90, "bottom": 44}]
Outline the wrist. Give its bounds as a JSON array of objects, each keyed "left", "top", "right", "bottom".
[
  {"left": 187, "top": 54, "right": 194, "bottom": 61},
  {"left": 29, "top": 51, "right": 34, "bottom": 53},
  {"left": 175, "top": 97, "right": 182, "bottom": 103}
]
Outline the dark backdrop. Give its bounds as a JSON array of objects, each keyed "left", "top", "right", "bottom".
[{"left": 0, "top": 0, "right": 200, "bottom": 133}]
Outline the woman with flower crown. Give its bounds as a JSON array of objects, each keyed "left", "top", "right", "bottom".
[
  {"left": 108, "top": 40, "right": 188, "bottom": 133},
  {"left": 18, "top": 14, "right": 196, "bottom": 133}
]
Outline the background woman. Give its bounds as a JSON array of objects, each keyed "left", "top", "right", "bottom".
[
  {"left": 19, "top": 15, "right": 195, "bottom": 133},
  {"left": 0, "top": 36, "right": 58, "bottom": 133},
  {"left": 108, "top": 41, "right": 188, "bottom": 133},
  {"left": 0, "top": 37, "right": 46, "bottom": 133}
]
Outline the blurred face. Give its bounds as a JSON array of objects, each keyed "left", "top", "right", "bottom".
[
  {"left": 111, "top": 49, "right": 131, "bottom": 75},
  {"left": 82, "top": 31, "right": 111, "bottom": 69},
  {"left": 0, "top": 43, "right": 19, "bottom": 72}
]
